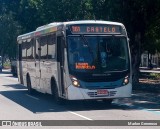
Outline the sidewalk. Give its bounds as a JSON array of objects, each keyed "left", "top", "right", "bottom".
[
  {"left": 140, "top": 67, "right": 160, "bottom": 71},
  {"left": 133, "top": 68, "right": 160, "bottom": 93}
]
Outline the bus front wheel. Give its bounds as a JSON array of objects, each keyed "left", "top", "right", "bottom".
[{"left": 51, "top": 80, "right": 64, "bottom": 104}]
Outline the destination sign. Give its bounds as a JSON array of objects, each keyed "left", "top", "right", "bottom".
[{"left": 70, "top": 24, "right": 121, "bottom": 34}]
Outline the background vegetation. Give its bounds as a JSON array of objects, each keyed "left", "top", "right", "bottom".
[{"left": 0, "top": 0, "right": 160, "bottom": 86}]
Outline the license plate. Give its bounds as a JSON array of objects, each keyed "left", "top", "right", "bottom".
[{"left": 97, "top": 89, "right": 108, "bottom": 95}]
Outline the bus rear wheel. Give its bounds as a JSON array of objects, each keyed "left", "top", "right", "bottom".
[{"left": 27, "top": 76, "right": 34, "bottom": 94}]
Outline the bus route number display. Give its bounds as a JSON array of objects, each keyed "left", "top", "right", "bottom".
[{"left": 71, "top": 24, "right": 121, "bottom": 34}]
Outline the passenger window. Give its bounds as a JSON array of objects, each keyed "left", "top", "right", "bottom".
[
  {"left": 40, "top": 36, "right": 48, "bottom": 59},
  {"left": 33, "top": 39, "right": 36, "bottom": 59},
  {"left": 26, "top": 39, "right": 33, "bottom": 59},
  {"left": 22, "top": 42, "right": 27, "bottom": 60},
  {"left": 48, "top": 34, "right": 56, "bottom": 59},
  {"left": 36, "top": 39, "right": 40, "bottom": 59}
]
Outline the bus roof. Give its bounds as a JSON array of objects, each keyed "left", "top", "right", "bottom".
[
  {"left": 36, "top": 20, "right": 124, "bottom": 31},
  {"left": 17, "top": 20, "right": 125, "bottom": 42},
  {"left": 64, "top": 20, "right": 124, "bottom": 26}
]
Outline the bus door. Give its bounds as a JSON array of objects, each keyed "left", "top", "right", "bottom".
[
  {"left": 35, "top": 38, "right": 41, "bottom": 90},
  {"left": 57, "top": 36, "right": 65, "bottom": 96}
]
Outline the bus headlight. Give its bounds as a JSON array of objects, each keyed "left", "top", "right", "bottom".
[
  {"left": 70, "top": 75, "right": 80, "bottom": 87},
  {"left": 123, "top": 76, "right": 129, "bottom": 85}
]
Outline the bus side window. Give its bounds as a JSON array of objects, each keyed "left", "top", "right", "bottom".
[
  {"left": 36, "top": 38, "right": 40, "bottom": 59},
  {"left": 18, "top": 44, "right": 22, "bottom": 61},
  {"left": 48, "top": 34, "right": 56, "bottom": 59},
  {"left": 33, "top": 39, "right": 36, "bottom": 59},
  {"left": 26, "top": 39, "right": 33, "bottom": 59},
  {"left": 40, "top": 36, "right": 48, "bottom": 59},
  {"left": 22, "top": 42, "right": 27, "bottom": 60}
]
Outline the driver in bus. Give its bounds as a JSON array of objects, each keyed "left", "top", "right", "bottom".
[{"left": 69, "top": 38, "right": 94, "bottom": 70}]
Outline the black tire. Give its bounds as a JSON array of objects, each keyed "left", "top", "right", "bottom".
[
  {"left": 51, "top": 80, "right": 64, "bottom": 104},
  {"left": 27, "top": 76, "right": 34, "bottom": 94},
  {"left": 102, "top": 99, "right": 113, "bottom": 105}
]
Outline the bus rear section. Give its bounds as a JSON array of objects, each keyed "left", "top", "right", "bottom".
[{"left": 64, "top": 22, "right": 132, "bottom": 101}]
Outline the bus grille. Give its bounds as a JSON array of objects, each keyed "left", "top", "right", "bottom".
[
  {"left": 87, "top": 91, "right": 117, "bottom": 97},
  {"left": 85, "top": 85, "right": 118, "bottom": 89}
]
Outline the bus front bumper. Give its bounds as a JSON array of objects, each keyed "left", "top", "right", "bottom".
[{"left": 67, "top": 83, "right": 132, "bottom": 100}]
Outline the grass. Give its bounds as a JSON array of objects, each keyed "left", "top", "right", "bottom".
[
  {"left": 149, "top": 73, "right": 160, "bottom": 79},
  {"left": 137, "top": 72, "right": 160, "bottom": 93},
  {"left": 140, "top": 72, "right": 160, "bottom": 80}
]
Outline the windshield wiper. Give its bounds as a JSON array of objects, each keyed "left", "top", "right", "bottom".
[
  {"left": 104, "top": 69, "right": 128, "bottom": 73},
  {"left": 80, "top": 34, "right": 89, "bottom": 47},
  {"left": 80, "top": 35, "right": 94, "bottom": 60}
]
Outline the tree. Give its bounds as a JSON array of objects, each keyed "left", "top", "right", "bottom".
[
  {"left": 91, "top": 0, "right": 160, "bottom": 86},
  {"left": 0, "top": 1, "right": 21, "bottom": 60},
  {"left": 1, "top": 0, "right": 160, "bottom": 87}
]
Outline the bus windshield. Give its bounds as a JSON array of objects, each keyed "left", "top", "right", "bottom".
[{"left": 67, "top": 36, "right": 129, "bottom": 74}]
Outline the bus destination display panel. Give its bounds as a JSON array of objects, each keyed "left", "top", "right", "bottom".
[{"left": 70, "top": 24, "right": 121, "bottom": 34}]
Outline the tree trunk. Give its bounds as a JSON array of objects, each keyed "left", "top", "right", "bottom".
[
  {"left": 131, "top": 33, "right": 141, "bottom": 89},
  {"left": 132, "top": 49, "right": 141, "bottom": 87}
]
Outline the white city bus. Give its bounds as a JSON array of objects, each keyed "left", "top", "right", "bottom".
[{"left": 17, "top": 20, "right": 132, "bottom": 103}]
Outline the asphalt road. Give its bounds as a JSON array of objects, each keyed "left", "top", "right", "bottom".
[{"left": 0, "top": 69, "right": 160, "bottom": 129}]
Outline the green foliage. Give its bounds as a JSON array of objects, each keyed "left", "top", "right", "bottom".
[
  {"left": 0, "top": 12, "right": 21, "bottom": 59},
  {"left": 0, "top": 0, "right": 160, "bottom": 84},
  {"left": 140, "top": 72, "right": 160, "bottom": 80},
  {"left": 150, "top": 73, "right": 160, "bottom": 79},
  {"left": 3, "top": 61, "right": 11, "bottom": 68}
]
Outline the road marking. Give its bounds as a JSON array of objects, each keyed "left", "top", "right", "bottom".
[
  {"left": 69, "top": 111, "right": 93, "bottom": 120},
  {"left": 26, "top": 94, "right": 39, "bottom": 100},
  {"left": 143, "top": 109, "right": 160, "bottom": 115},
  {"left": 147, "top": 109, "right": 160, "bottom": 111},
  {"left": 116, "top": 103, "right": 160, "bottom": 115}
]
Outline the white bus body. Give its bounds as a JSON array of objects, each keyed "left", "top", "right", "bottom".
[{"left": 17, "top": 20, "right": 132, "bottom": 102}]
